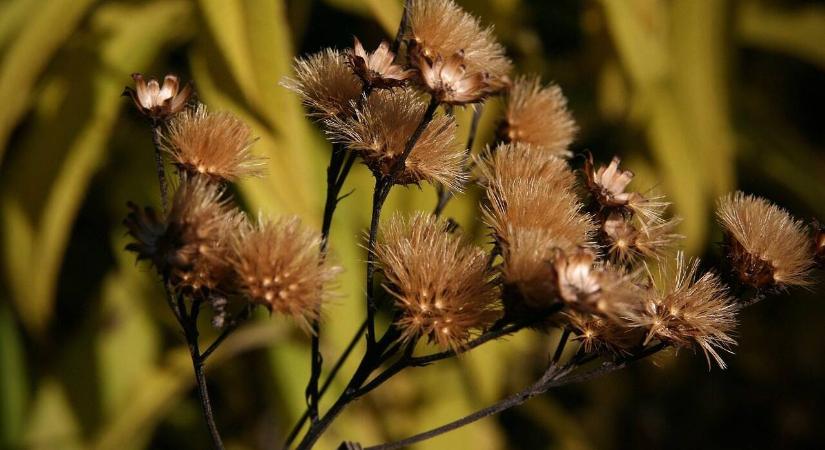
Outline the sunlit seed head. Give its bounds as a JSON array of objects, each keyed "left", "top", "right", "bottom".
[
  {"left": 375, "top": 212, "right": 501, "bottom": 350},
  {"left": 347, "top": 37, "right": 415, "bottom": 90},
  {"left": 163, "top": 104, "right": 266, "bottom": 182},
  {"left": 324, "top": 88, "right": 466, "bottom": 191},
  {"left": 233, "top": 216, "right": 341, "bottom": 333},
  {"left": 628, "top": 253, "right": 739, "bottom": 369},
  {"left": 500, "top": 76, "right": 577, "bottom": 157},
  {"left": 717, "top": 192, "right": 815, "bottom": 289},
  {"left": 281, "top": 48, "right": 363, "bottom": 121}
]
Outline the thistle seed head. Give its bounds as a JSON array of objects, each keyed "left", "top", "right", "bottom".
[
  {"left": 347, "top": 37, "right": 415, "bottom": 90},
  {"left": 282, "top": 49, "right": 363, "bottom": 121},
  {"left": 500, "top": 76, "right": 577, "bottom": 157},
  {"left": 123, "top": 73, "right": 192, "bottom": 121}
]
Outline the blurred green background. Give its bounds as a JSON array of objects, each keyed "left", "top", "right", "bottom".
[{"left": 1, "top": 0, "right": 824, "bottom": 449}]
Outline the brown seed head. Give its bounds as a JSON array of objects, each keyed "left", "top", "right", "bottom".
[
  {"left": 602, "top": 211, "right": 683, "bottom": 265},
  {"left": 347, "top": 37, "right": 415, "bottom": 90},
  {"left": 325, "top": 88, "right": 465, "bottom": 190},
  {"left": 412, "top": 50, "right": 493, "bottom": 105},
  {"left": 500, "top": 76, "right": 577, "bottom": 157},
  {"left": 375, "top": 213, "right": 501, "bottom": 350},
  {"left": 233, "top": 216, "right": 341, "bottom": 332},
  {"left": 162, "top": 104, "right": 265, "bottom": 181},
  {"left": 584, "top": 154, "right": 641, "bottom": 208},
  {"left": 281, "top": 49, "right": 363, "bottom": 120},
  {"left": 631, "top": 254, "right": 738, "bottom": 369},
  {"left": 564, "top": 311, "right": 644, "bottom": 354},
  {"left": 406, "top": 0, "right": 512, "bottom": 85},
  {"left": 123, "top": 73, "right": 193, "bottom": 121},
  {"left": 125, "top": 176, "right": 243, "bottom": 295},
  {"left": 717, "top": 192, "right": 815, "bottom": 288}
]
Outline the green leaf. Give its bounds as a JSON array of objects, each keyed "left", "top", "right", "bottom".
[
  {"left": 23, "top": 379, "right": 83, "bottom": 450},
  {"left": 0, "top": 0, "right": 194, "bottom": 334},
  {"left": 0, "top": 303, "right": 28, "bottom": 448},
  {"left": 0, "top": 0, "right": 97, "bottom": 159},
  {"left": 737, "top": 2, "right": 825, "bottom": 71}
]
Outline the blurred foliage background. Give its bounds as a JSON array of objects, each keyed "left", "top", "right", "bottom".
[{"left": 1, "top": 0, "right": 824, "bottom": 449}]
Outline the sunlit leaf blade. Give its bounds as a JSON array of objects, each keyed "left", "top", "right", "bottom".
[
  {"left": 23, "top": 379, "right": 82, "bottom": 450},
  {"left": 0, "top": 0, "right": 97, "bottom": 159},
  {"left": 0, "top": 304, "right": 28, "bottom": 448}
]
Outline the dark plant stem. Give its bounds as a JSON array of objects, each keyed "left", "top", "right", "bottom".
[
  {"left": 151, "top": 123, "right": 169, "bottom": 213},
  {"left": 294, "top": 327, "right": 401, "bottom": 450},
  {"left": 552, "top": 329, "right": 571, "bottom": 364},
  {"left": 284, "top": 319, "right": 369, "bottom": 449},
  {"left": 433, "top": 104, "right": 483, "bottom": 217},
  {"left": 175, "top": 294, "right": 225, "bottom": 450},
  {"left": 362, "top": 343, "right": 668, "bottom": 450},
  {"left": 308, "top": 143, "right": 355, "bottom": 423},
  {"left": 200, "top": 304, "right": 252, "bottom": 362}
]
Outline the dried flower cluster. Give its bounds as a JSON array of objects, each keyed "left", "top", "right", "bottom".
[
  {"left": 374, "top": 213, "right": 500, "bottom": 349},
  {"left": 122, "top": 0, "right": 823, "bottom": 446},
  {"left": 717, "top": 192, "right": 815, "bottom": 288}
]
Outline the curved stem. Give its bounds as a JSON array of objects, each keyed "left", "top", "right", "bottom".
[{"left": 283, "top": 319, "right": 368, "bottom": 449}]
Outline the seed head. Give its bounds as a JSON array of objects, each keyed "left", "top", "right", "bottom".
[
  {"left": 375, "top": 213, "right": 501, "bottom": 350},
  {"left": 346, "top": 37, "right": 415, "bottom": 90},
  {"left": 282, "top": 49, "right": 363, "bottom": 120},
  {"left": 564, "top": 311, "right": 644, "bottom": 354},
  {"left": 406, "top": 0, "right": 512, "bottom": 86},
  {"left": 162, "top": 104, "right": 265, "bottom": 181},
  {"left": 412, "top": 50, "right": 494, "bottom": 105},
  {"left": 717, "top": 192, "right": 815, "bottom": 288},
  {"left": 500, "top": 76, "right": 577, "bottom": 157},
  {"left": 233, "top": 216, "right": 341, "bottom": 332},
  {"left": 123, "top": 73, "right": 193, "bottom": 121},
  {"left": 602, "top": 211, "right": 683, "bottom": 265},
  {"left": 631, "top": 254, "right": 739, "bottom": 369},
  {"left": 125, "top": 176, "right": 243, "bottom": 295},
  {"left": 325, "top": 88, "right": 465, "bottom": 191}
]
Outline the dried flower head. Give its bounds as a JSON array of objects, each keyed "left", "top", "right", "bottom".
[
  {"left": 413, "top": 51, "right": 493, "bottom": 105},
  {"left": 602, "top": 211, "right": 682, "bottom": 265},
  {"left": 233, "top": 216, "right": 341, "bottom": 331},
  {"left": 347, "top": 37, "right": 414, "bottom": 90},
  {"left": 500, "top": 76, "right": 577, "bottom": 157},
  {"left": 717, "top": 192, "right": 815, "bottom": 288},
  {"left": 631, "top": 254, "right": 738, "bottom": 369},
  {"left": 584, "top": 154, "right": 642, "bottom": 208},
  {"left": 123, "top": 73, "right": 193, "bottom": 121},
  {"left": 565, "top": 311, "right": 644, "bottom": 354},
  {"left": 552, "top": 248, "right": 641, "bottom": 320},
  {"left": 325, "top": 88, "right": 465, "bottom": 190},
  {"left": 162, "top": 104, "right": 265, "bottom": 181},
  {"left": 375, "top": 213, "right": 501, "bottom": 350},
  {"left": 282, "top": 49, "right": 363, "bottom": 120},
  {"left": 125, "top": 176, "right": 243, "bottom": 295},
  {"left": 406, "top": 0, "right": 512, "bottom": 85},
  {"left": 475, "top": 142, "right": 576, "bottom": 195}
]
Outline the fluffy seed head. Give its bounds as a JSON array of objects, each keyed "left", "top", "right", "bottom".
[
  {"left": 347, "top": 37, "right": 415, "bottom": 89},
  {"left": 123, "top": 73, "right": 192, "bottom": 121},
  {"left": 631, "top": 253, "right": 739, "bottom": 369},
  {"left": 375, "top": 213, "right": 501, "bottom": 350},
  {"left": 163, "top": 104, "right": 265, "bottom": 181},
  {"left": 406, "top": 0, "right": 512, "bottom": 86},
  {"left": 717, "top": 192, "right": 815, "bottom": 288},
  {"left": 413, "top": 51, "right": 495, "bottom": 105},
  {"left": 602, "top": 211, "right": 683, "bottom": 265},
  {"left": 282, "top": 49, "right": 363, "bottom": 120},
  {"left": 500, "top": 76, "right": 577, "bottom": 157},
  {"left": 125, "top": 176, "right": 243, "bottom": 295},
  {"left": 564, "top": 311, "right": 645, "bottom": 354},
  {"left": 233, "top": 216, "right": 341, "bottom": 332},
  {"left": 325, "top": 88, "right": 465, "bottom": 190}
]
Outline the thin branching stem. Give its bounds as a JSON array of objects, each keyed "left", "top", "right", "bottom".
[
  {"left": 151, "top": 123, "right": 169, "bottom": 213},
  {"left": 552, "top": 329, "right": 571, "bottom": 364}
]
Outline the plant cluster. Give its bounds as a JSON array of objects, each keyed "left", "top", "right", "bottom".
[{"left": 121, "top": 1, "right": 824, "bottom": 449}]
